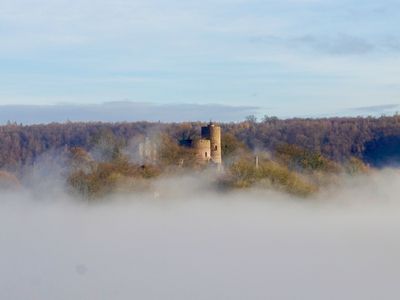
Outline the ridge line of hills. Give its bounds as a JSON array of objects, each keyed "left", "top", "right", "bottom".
[{"left": 1, "top": 115, "right": 400, "bottom": 172}]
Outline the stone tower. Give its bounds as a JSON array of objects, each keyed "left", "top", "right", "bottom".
[
  {"left": 201, "top": 123, "right": 222, "bottom": 164},
  {"left": 193, "top": 139, "right": 211, "bottom": 162}
]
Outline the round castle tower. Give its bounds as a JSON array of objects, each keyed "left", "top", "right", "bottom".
[
  {"left": 193, "top": 139, "right": 211, "bottom": 162},
  {"left": 201, "top": 123, "right": 222, "bottom": 164}
]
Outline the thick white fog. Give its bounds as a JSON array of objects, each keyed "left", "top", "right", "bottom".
[{"left": 1, "top": 170, "right": 400, "bottom": 300}]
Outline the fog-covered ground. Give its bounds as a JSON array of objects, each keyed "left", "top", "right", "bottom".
[{"left": 1, "top": 170, "right": 400, "bottom": 300}]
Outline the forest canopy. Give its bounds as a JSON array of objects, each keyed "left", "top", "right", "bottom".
[
  {"left": 2, "top": 116, "right": 399, "bottom": 198},
  {"left": 2, "top": 116, "right": 400, "bottom": 172}
]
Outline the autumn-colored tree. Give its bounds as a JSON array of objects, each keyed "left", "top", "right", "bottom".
[
  {"left": 220, "top": 157, "right": 317, "bottom": 197},
  {"left": 221, "top": 133, "right": 248, "bottom": 159},
  {"left": 158, "top": 134, "right": 198, "bottom": 168},
  {"left": 275, "top": 144, "right": 341, "bottom": 173}
]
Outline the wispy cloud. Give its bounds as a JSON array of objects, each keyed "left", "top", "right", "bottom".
[
  {"left": 345, "top": 104, "right": 400, "bottom": 115},
  {"left": 293, "top": 34, "right": 375, "bottom": 55},
  {"left": 250, "top": 34, "right": 400, "bottom": 56}
]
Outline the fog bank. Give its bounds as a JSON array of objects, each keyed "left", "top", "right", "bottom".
[{"left": 1, "top": 170, "right": 400, "bottom": 300}]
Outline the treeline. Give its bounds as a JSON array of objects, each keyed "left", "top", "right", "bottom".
[
  {"left": 1, "top": 115, "right": 400, "bottom": 172},
  {"left": 222, "top": 115, "right": 400, "bottom": 166}
]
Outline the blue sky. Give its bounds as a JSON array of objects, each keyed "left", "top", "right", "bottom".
[{"left": 1, "top": 0, "right": 400, "bottom": 120}]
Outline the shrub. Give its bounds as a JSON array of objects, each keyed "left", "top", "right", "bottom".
[
  {"left": 67, "top": 159, "right": 161, "bottom": 199},
  {"left": 275, "top": 144, "right": 341, "bottom": 173},
  {"left": 221, "top": 158, "right": 318, "bottom": 197}
]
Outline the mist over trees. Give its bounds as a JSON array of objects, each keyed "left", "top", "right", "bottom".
[{"left": 1, "top": 116, "right": 400, "bottom": 173}]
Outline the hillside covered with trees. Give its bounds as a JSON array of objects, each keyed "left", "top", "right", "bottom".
[
  {"left": 1, "top": 115, "right": 400, "bottom": 173},
  {"left": 2, "top": 115, "right": 400, "bottom": 198}
]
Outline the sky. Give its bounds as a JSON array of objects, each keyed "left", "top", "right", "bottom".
[{"left": 1, "top": 0, "right": 400, "bottom": 121}]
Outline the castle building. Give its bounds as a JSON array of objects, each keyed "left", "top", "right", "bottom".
[
  {"left": 138, "top": 122, "right": 222, "bottom": 167},
  {"left": 181, "top": 123, "right": 222, "bottom": 165}
]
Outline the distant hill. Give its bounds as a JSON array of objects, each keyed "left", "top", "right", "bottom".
[{"left": 1, "top": 115, "right": 400, "bottom": 172}]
